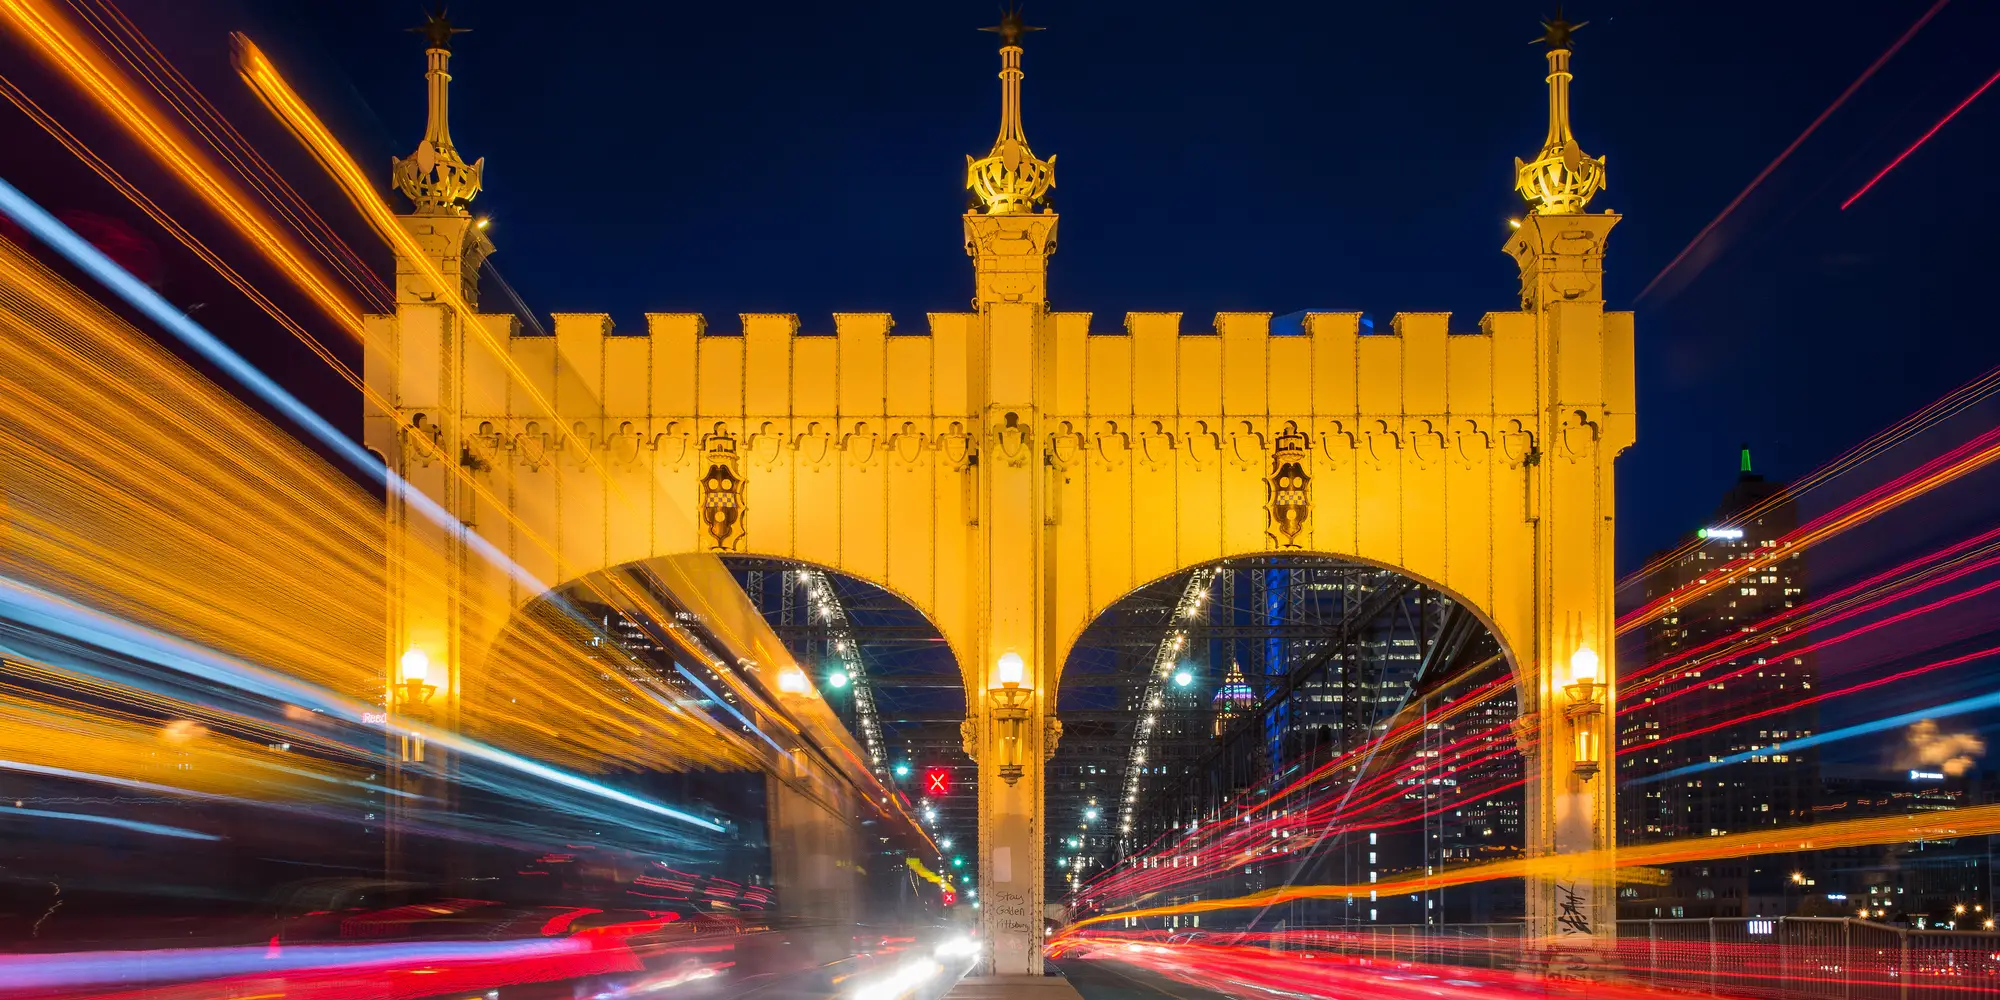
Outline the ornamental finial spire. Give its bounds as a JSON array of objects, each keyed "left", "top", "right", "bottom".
[
  {"left": 1513, "top": 6, "right": 1605, "bottom": 214},
  {"left": 392, "top": 8, "right": 484, "bottom": 216},
  {"left": 965, "top": 7, "right": 1055, "bottom": 215}
]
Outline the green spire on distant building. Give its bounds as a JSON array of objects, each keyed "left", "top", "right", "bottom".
[{"left": 1740, "top": 443, "right": 1753, "bottom": 475}]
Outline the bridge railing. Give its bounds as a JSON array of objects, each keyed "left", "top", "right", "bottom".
[{"left": 1255, "top": 918, "right": 2000, "bottom": 999}]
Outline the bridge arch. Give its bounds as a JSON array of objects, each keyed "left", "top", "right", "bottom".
[{"left": 1053, "top": 546, "right": 1525, "bottom": 698}]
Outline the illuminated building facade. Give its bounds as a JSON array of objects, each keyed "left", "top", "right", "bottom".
[
  {"left": 1618, "top": 448, "right": 1818, "bottom": 919},
  {"left": 1800, "top": 768, "right": 1991, "bottom": 927}
]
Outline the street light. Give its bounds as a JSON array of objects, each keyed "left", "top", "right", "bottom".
[
  {"left": 1084, "top": 807, "right": 1100, "bottom": 822},
  {"left": 990, "top": 651, "right": 1033, "bottom": 785},
  {"left": 397, "top": 648, "right": 437, "bottom": 709},
  {"left": 1563, "top": 646, "right": 1603, "bottom": 782}
]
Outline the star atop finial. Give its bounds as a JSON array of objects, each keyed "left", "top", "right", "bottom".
[
  {"left": 980, "top": 6, "right": 1041, "bottom": 48},
  {"left": 411, "top": 6, "right": 469, "bottom": 52},
  {"left": 1533, "top": 5, "right": 1587, "bottom": 50}
]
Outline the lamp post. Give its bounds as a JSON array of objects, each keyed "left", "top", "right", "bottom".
[
  {"left": 991, "top": 650, "right": 1033, "bottom": 785},
  {"left": 397, "top": 648, "right": 438, "bottom": 715},
  {"left": 394, "top": 647, "right": 440, "bottom": 770},
  {"left": 1562, "top": 646, "right": 1603, "bottom": 782}
]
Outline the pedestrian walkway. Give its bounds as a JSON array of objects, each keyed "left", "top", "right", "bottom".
[
  {"left": 1049, "top": 961, "right": 1243, "bottom": 1000},
  {"left": 943, "top": 975, "right": 1088, "bottom": 1000}
]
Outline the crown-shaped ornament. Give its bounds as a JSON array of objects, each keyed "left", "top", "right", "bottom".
[
  {"left": 965, "top": 9, "right": 1055, "bottom": 215},
  {"left": 1272, "top": 422, "right": 1309, "bottom": 463},
  {"left": 1513, "top": 9, "right": 1605, "bottom": 215},
  {"left": 392, "top": 10, "right": 485, "bottom": 215}
]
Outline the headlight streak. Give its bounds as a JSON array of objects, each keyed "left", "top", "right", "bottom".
[
  {"left": 0, "top": 804, "right": 219, "bottom": 840},
  {"left": 0, "top": 173, "right": 537, "bottom": 595},
  {"left": 0, "top": 936, "right": 592, "bottom": 993},
  {"left": 0, "top": 574, "right": 727, "bottom": 833},
  {"left": 1635, "top": 682, "right": 2000, "bottom": 786},
  {"left": 0, "top": 122, "right": 824, "bottom": 793}
]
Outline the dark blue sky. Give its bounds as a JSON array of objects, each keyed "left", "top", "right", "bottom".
[{"left": 26, "top": 0, "right": 2000, "bottom": 570}]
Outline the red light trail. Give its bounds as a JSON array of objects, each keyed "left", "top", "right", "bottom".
[
  {"left": 1636, "top": 0, "right": 1951, "bottom": 301},
  {"left": 1843, "top": 65, "right": 2000, "bottom": 211}
]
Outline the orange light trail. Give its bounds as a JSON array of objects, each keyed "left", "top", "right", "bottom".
[
  {"left": 0, "top": 75, "right": 366, "bottom": 396},
  {"left": 231, "top": 33, "right": 618, "bottom": 488},
  {"left": 0, "top": 0, "right": 365, "bottom": 335},
  {"left": 63, "top": 0, "right": 392, "bottom": 309},
  {"left": 0, "top": 232, "right": 756, "bottom": 776},
  {"left": 1063, "top": 801, "right": 2000, "bottom": 932}
]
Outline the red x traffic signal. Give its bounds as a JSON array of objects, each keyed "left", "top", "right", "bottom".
[{"left": 924, "top": 767, "right": 952, "bottom": 796}]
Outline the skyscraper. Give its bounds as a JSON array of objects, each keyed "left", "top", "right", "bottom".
[{"left": 1618, "top": 447, "right": 1818, "bottom": 919}]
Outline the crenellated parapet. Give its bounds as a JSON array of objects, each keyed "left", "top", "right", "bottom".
[{"left": 371, "top": 300, "right": 1632, "bottom": 661}]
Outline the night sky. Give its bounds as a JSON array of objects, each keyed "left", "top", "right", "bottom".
[{"left": 9, "top": 0, "right": 2000, "bottom": 743}]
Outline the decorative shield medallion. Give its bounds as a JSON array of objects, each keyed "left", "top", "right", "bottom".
[
  {"left": 699, "top": 425, "right": 746, "bottom": 550},
  {"left": 1266, "top": 421, "right": 1311, "bottom": 548}
]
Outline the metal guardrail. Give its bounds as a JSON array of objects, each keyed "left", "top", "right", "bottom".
[{"left": 1258, "top": 919, "right": 2000, "bottom": 999}]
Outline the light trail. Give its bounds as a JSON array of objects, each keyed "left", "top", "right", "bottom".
[
  {"left": 1636, "top": 0, "right": 1951, "bottom": 301},
  {"left": 1094, "top": 524, "right": 2000, "bottom": 905},
  {"left": 0, "top": 191, "right": 761, "bottom": 774},
  {"left": 1062, "top": 801, "right": 2000, "bottom": 931},
  {"left": 1620, "top": 364, "right": 2000, "bottom": 592},
  {"left": 1622, "top": 642, "right": 2000, "bottom": 766},
  {"left": 0, "top": 0, "right": 365, "bottom": 334},
  {"left": 4, "top": 9, "right": 919, "bottom": 833},
  {"left": 0, "top": 804, "right": 219, "bottom": 841},
  {"left": 0, "top": 184, "right": 930, "bottom": 844},
  {"left": 1842, "top": 64, "right": 2000, "bottom": 210},
  {"left": 0, "top": 573, "right": 728, "bottom": 834},
  {"left": 1637, "top": 677, "right": 2000, "bottom": 785},
  {"left": 0, "top": 936, "right": 599, "bottom": 995},
  {"left": 1624, "top": 562, "right": 2000, "bottom": 705},
  {"left": 1622, "top": 523, "right": 2000, "bottom": 691},
  {"left": 1618, "top": 426, "right": 2000, "bottom": 634},
  {"left": 64, "top": 0, "right": 392, "bottom": 308},
  {"left": 230, "top": 34, "right": 613, "bottom": 484},
  {"left": 0, "top": 75, "right": 368, "bottom": 399}
]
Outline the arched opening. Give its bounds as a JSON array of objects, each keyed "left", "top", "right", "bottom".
[
  {"left": 724, "top": 559, "right": 974, "bottom": 876},
  {"left": 1051, "top": 554, "right": 1524, "bottom": 929},
  {"left": 470, "top": 558, "right": 949, "bottom": 932}
]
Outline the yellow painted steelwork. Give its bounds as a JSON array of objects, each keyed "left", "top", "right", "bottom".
[{"left": 365, "top": 15, "right": 1632, "bottom": 971}]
